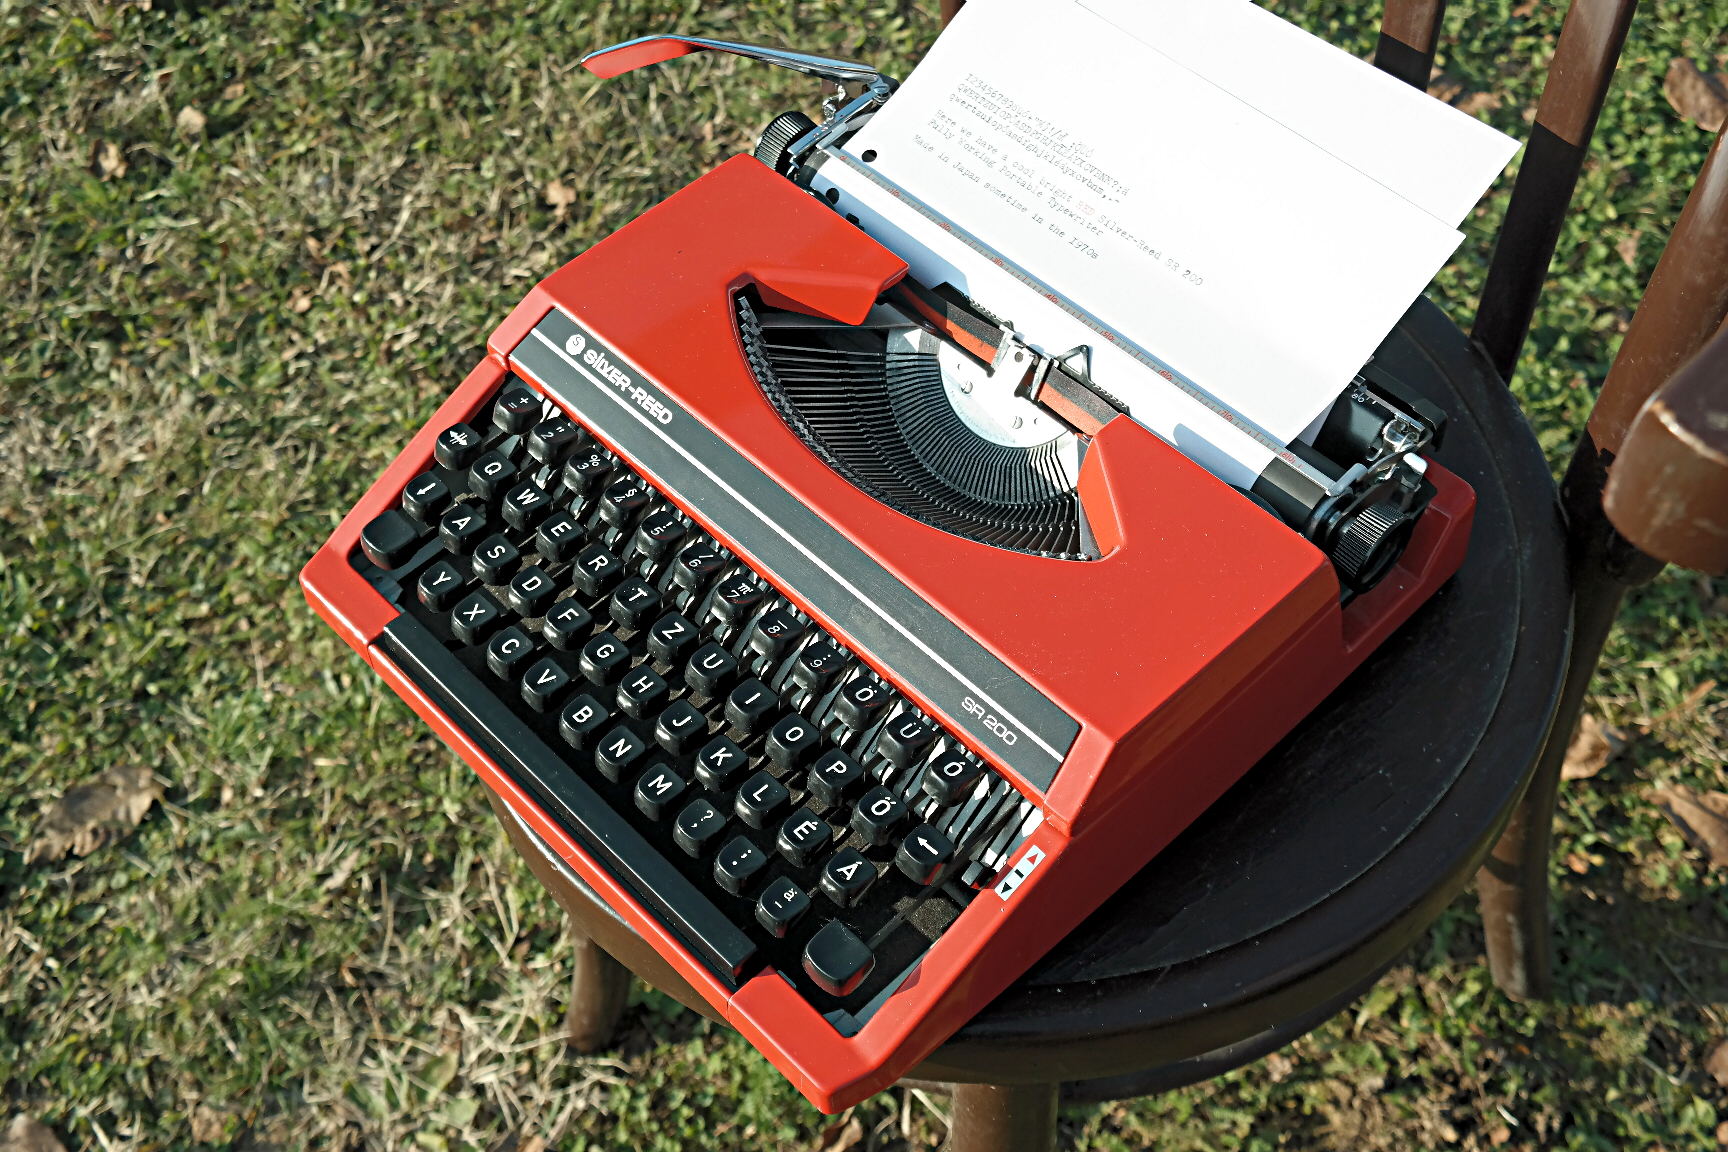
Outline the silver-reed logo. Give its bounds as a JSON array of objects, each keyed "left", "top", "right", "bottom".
[{"left": 565, "top": 331, "right": 672, "bottom": 426}]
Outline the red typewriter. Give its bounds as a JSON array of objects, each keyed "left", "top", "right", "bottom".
[{"left": 302, "top": 37, "right": 1474, "bottom": 1111}]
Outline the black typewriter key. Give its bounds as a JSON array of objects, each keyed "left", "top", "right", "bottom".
[
  {"left": 434, "top": 422, "right": 483, "bottom": 471},
  {"left": 804, "top": 921, "right": 875, "bottom": 997},
  {"left": 776, "top": 808, "right": 833, "bottom": 868},
  {"left": 714, "top": 837, "right": 769, "bottom": 897},
  {"left": 755, "top": 877, "right": 811, "bottom": 939},
  {"left": 672, "top": 543, "right": 728, "bottom": 592},
  {"left": 594, "top": 725, "right": 647, "bottom": 782},
  {"left": 438, "top": 503, "right": 489, "bottom": 555},
  {"left": 571, "top": 544, "right": 625, "bottom": 597},
  {"left": 634, "top": 762, "right": 689, "bottom": 821},
  {"left": 471, "top": 534, "right": 521, "bottom": 584},
  {"left": 749, "top": 609, "right": 806, "bottom": 663},
  {"left": 485, "top": 626, "right": 537, "bottom": 681},
  {"left": 807, "top": 749, "right": 866, "bottom": 808},
  {"left": 896, "top": 824, "right": 957, "bottom": 886},
  {"left": 492, "top": 385, "right": 541, "bottom": 435},
  {"left": 834, "top": 677, "right": 893, "bottom": 730},
  {"left": 923, "top": 750, "right": 985, "bottom": 806},
  {"left": 468, "top": 449, "right": 519, "bottom": 501},
  {"left": 711, "top": 576, "right": 765, "bottom": 629},
  {"left": 673, "top": 798, "right": 728, "bottom": 858},
  {"left": 599, "top": 476, "right": 652, "bottom": 530},
  {"left": 736, "top": 771, "right": 791, "bottom": 831},
  {"left": 506, "top": 565, "right": 558, "bottom": 618},
  {"left": 526, "top": 415, "right": 581, "bottom": 465},
  {"left": 694, "top": 735, "right": 747, "bottom": 791},
  {"left": 542, "top": 598, "right": 594, "bottom": 651},
  {"left": 791, "top": 642, "right": 847, "bottom": 693},
  {"left": 360, "top": 509, "right": 424, "bottom": 569},
  {"left": 646, "top": 612, "right": 699, "bottom": 667},
  {"left": 534, "top": 510, "right": 585, "bottom": 564},
  {"left": 653, "top": 699, "right": 707, "bottom": 755},
  {"left": 819, "top": 849, "right": 878, "bottom": 909},
  {"left": 558, "top": 693, "right": 609, "bottom": 749},
  {"left": 617, "top": 665, "right": 670, "bottom": 721},
  {"left": 560, "top": 450, "right": 613, "bottom": 503},
  {"left": 521, "top": 657, "right": 573, "bottom": 713},
  {"left": 416, "top": 559, "right": 467, "bottom": 612},
  {"left": 579, "top": 632, "right": 630, "bottom": 686},
  {"left": 502, "top": 481, "right": 554, "bottom": 532},
  {"left": 725, "top": 679, "right": 778, "bottom": 736},
  {"left": 852, "top": 786, "right": 908, "bottom": 847},
  {"left": 450, "top": 590, "right": 507, "bottom": 645},
  {"left": 608, "top": 578, "right": 662, "bottom": 631},
  {"left": 632, "top": 509, "right": 687, "bottom": 563},
  {"left": 765, "top": 713, "right": 821, "bottom": 772},
  {"left": 401, "top": 472, "right": 452, "bottom": 525},
  {"left": 877, "top": 715, "right": 936, "bottom": 769},
  {"left": 685, "top": 642, "right": 739, "bottom": 697}
]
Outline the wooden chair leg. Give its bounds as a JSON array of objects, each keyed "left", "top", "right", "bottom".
[
  {"left": 946, "top": 1083, "right": 1059, "bottom": 1152},
  {"left": 565, "top": 930, "right": 632, "bottom": 1052}
]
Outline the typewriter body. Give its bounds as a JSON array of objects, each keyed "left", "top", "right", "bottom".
[{"left": 301, "top": 38, "right": 1473, "bottom": 1111}]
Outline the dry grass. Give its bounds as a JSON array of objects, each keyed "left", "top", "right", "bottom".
[{"left": 2, "top": 1, "right": 1724, "bottom": 1149}]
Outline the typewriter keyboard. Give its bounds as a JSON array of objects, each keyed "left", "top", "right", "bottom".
[{"left": 354, "top": 377, "right": 1040, "bottom": 1022}]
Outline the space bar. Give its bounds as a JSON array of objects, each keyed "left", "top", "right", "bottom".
[{"left": 381, "top": 615, "right": 758, "bottom": 985}]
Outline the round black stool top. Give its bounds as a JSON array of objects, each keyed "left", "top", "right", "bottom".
[{"left": 507, "top": 299, "right": 1570, "bottom": 1097}]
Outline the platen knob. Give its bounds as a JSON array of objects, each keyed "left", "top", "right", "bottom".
[
  {"left": 1331, "top": 499, "right": 1417, "bottom": 592},
  {"left": 753, "top": 110, "right": 818, "bottom": 176}
]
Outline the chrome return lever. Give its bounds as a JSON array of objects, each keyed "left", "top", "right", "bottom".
[{"left": 582, "top": 35, "right": 888, "bottom": 91}]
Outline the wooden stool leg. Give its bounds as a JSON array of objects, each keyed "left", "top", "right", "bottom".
[
  {"left": 946, "top": 1083, "right": 1059, "bottom": 1152},
  {"left": 565, "top": 930, "right": 632, "bottom": 1052}
]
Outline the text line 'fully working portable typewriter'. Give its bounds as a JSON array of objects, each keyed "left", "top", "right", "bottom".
[{"left": 303, "top": 4, "right": 1517, "bottom": 1111}]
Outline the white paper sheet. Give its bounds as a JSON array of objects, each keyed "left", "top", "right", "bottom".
[
  {"left": 835, "top": 0, "right": 1518, "bottom": 462},
  {"left": 1077, "top": 0, "right": 1521, "bottom": 227}
]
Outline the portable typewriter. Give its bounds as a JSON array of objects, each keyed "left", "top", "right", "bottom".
[{"left": 301, "top": 35, "right": 1474, "bottom": 1111}]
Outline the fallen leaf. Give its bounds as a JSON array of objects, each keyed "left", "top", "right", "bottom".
[
  {"left": 814, "top": 1115, "right": 865, "bottom": 1152},
  {"left": 1615, "top": 233, "right": 1640, "bottom": 269},
  {"left": 0, "top": 1116, "right": 68, "bottom": 1152},
  {"left": 1428, "top": 75, "right": 1466, "bottom": 104},
  {"left": 175, "top": 105, "right": 207, "bottom": 136},
  {"left": 91, "top": 140, "right": 127, "bottom": 180},
  {"left": 543, "top": 178, "right": 576, "bottom": 220},
  {"left": 1564, "top": 851, "right": 1593, "bottom": 874},
  {"left": 1511, "top": 0, "right": 1538, "bottom": 16},
  {"left": 1717, "top": 1119, "right": 1728, "bottom": 1148},
  {"left": 222, "top": 81, "right": 245, "bottom": 101},
  {"left": 288, "top": 288, "right": 313, "bottom": 314},
  {"left": 1652, "top": 786, "right": 1728, "bottom": 867},
  {"left": 1664, "top": 58, "right": 1728, "bottom": 132},
  {"left": 1264, "top": 1050, "right": 1296, "bottom": 1082},
  {"left": 1562, "top": 713, "right": 1627, "bottom": 781},
  {"left": 1428, "top": 76, "right": 1501, "bottom": 117},
  {"left": 1708, "top": 1039, "right": 1728, "bottom": 1089},
  {"left": 24, "top": 766, "right": 162, "bottom": 864},
  {"left": 189, "top": 1105, "right": 229, "bottom": 1144},
  {"left": 1489, "top": 1125, "right": 1512, "bottom": 1147}
]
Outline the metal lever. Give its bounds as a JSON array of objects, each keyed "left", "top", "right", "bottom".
[{"left": 581, "top": 35, "right": 884, "bottom": 88}]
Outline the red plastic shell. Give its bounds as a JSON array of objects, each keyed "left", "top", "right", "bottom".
[{"left": 301, "top": 155, "right": 1474, "bottom": 1111}]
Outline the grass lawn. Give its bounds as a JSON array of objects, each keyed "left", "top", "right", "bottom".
[{"left": 2, "top": 0, "right": 1725, "bottom": 1148}]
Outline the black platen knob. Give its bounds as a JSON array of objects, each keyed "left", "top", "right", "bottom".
[
  {"left": 1330, "top": 499, "right": 1417, "bottom": 592},
  {"left": 754, "top": 111, "right": 819, "bottom": 177}
]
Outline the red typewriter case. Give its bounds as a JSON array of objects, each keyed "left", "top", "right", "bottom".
[{"left": 302, "top": 42, "right": 1472, "bottom": 1113}]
